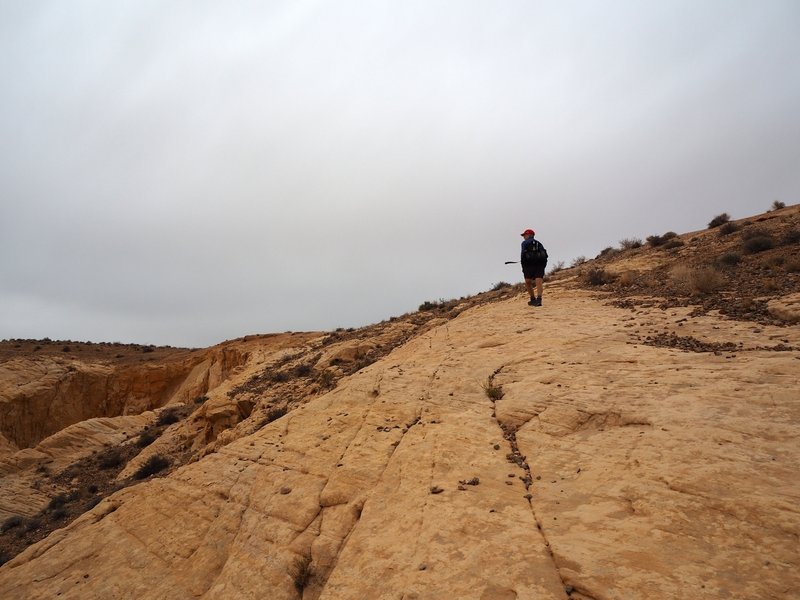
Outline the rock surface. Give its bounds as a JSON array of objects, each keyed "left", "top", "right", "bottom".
[{"left": 0, "top": 281, "right": 798, "bottom": 599}]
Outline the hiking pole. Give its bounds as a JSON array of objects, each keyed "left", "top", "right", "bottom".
[{"left": 504, "top": 261, "right": 518, "bottom": 264}]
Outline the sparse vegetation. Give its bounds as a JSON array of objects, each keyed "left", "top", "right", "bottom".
[
  {"left": 194, "top": 395, "right": 209, "bottom": 405},
  {"left": 1, "top": 516, "right": 24, "bottom": 534},
  {"left": 663, "top": 239, "right": 685, "bottom": 250},
  {"left": 708, "top": 213, "right": 731, "bottom": 228},
  {"left": 718, "top": 221, "right": 739, "bottom": 236},
  {"left": 133, "top": 455, "right": 170, "bottom": 480},
  {"left": 570, "top": 256, "right": 587, "bottom": 267},
  {"left": 619, "top": 238, "right": 643, "bottom": 250},
  {"left": 266, "top": 406, "right": 287, "bottom": 423},
  {"left": 785, "top": 257, "right": 800, "bottom": 273},
  {"left": 293, "top": 362, "right": 314, "bottom": 377},
  {"left": 317, "top": 369, "right": 336, "bottom": 389},
  {"left": 481, "top": 379, "right": 504, "bottom": 401},
  {"left": 742, "top": 233, "right": 775, "bottom": 254},
  {"left": 47, "top": 494, "right": 68, "bottom": 511},
  {"left": 491, "top": 282, "right": 512, "bottom": 291},
  {"left": 646, "top": 234, "right": 667, "bottom": 247},
  {"left": 292, "top": 556, "right": 314, "bottom": 593},
  {"left": 156, "top": 408, "right": 181, "bottom": 427},
  {"left": 587, "top": 268, "right": 615, "bottom": 286},
  {"left": 97, "top": 448, "right": 124, "bottom": 470},
  {"left": 670, "top": 266, "right": 725, "bottom": 294},
  {"left": 771, "top": 200, "right": 786, "bottom": 210},
  {"left": 617, "top": 271, "right": 637, "bottom": 286},
  {"left": 136, "top": 429, "right": 158, "bottom": 448},
  {"left": 598, "top": 246, "right": 618, "bottom": 258},
  {"left": 718, "top": 253, "right": 741, "bottom": 267},
  {"left": 782, "top": 229, "right": 800, "bottom": 245},
  {"left": 548, "top": 261, "right": 565, "bottom": 274}
]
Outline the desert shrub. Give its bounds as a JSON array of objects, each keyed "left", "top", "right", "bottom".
[
  {"left": 47, "top": 494, "right": 67, "bottom": 510},
  {"left": 782, "top": 229, "right": 800, "bottom": 245},
  {"left": 481, "top": 380, "right": 504, "bottom": 401},
  {"left": 156, "top": 408, "right": 181, "bottom": 426},
  {"left": 98, "top": 448, "right": 124, "bottom": 470},
  {"left": 598, "top": 246, "right": 618, "bottom": 258},
  {"left": 0, "top": 552, "right": 9, "bottom": 567},
  {"left": 784, "top": 257, "right": 800, "bottom": 273},
  {"left": 646, "top": 234, "right": 666, "bottom": 247},
  {"left": 419, "top": 298, "right": 455, "bottom": 311},
  {"left": 292, "top": 556, "right": 314, "bottom": 592},
  {"left": 619, "top": 238, "right": 643, "bottom": 250},
  {"left": 1, "top": 515, "right": 24, "bottom": 533},
  {"left": 708, "top": 213, "right": 731, "bottom": 228},
  {"left": 24, "top": 518, "right": 42, "bottom": 533},
  {"left": 87, "top": 485, "right": 99, "bottom": 494},
  {"left": 271, "top": 370, "right": 290, "bottom": 383},
  {"left": 663, "top": 239, "right": 685, "bottom": 250},
  {"left": 570, "top": 256, "right": 587, "bottom": 267},
  {"left": 194, "top": 395, "right": 209, "bottom": 405},
  {"left": 662, "top": 231, "right": 678, "bottom": 240},
  {"left": 136, "top": 430, "right": 158, "bottom": 448},
  {"left": 133, "top": 455, "right": 170, "bottom": 480},
  {"left": 617, "top": 270, "right": 638, "bottom": 286},
  {"left": 547, "top": 261, "right": 565, "bottom": 274},
  {"left": 718, "top": 253, "right": 741, "bottom": 267},
  {"left": 293, "top": 363, "right": 314, "bottom": 377},
  {"left": 771, "top": 200, "right": 786, "bottom": 210},
  {"left": 266, "top": 406, "right": 287, "bottom": 423},
  {"left": 317, "top": 370, "right": 336, "bottom": 389},
  {"left": 742, "top": 235, "right": 774, "bottom": 254},
  {"left": 50, "top": 508, "right": 69, "bottom": 520},
  {"left": 491, "top": 281, "right": 512, "bottom": 291},
  {"left": 671, "top": 266, "right": 724, "bottom": 294},
  {"left": 718, "top": 222, "right": 739, "bottom": 236},
  {"left": 586, "top": 268, "right": 615, "bottom": 286}
]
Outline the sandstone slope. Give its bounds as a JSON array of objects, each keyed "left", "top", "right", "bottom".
[{"left": 0, "top": 280, "right": 797, "bottom": 599}]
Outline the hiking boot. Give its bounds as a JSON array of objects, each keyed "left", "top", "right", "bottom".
[
  {"left": 527, "top": 298, "right": 537, "bottom": 306},
  {"left": 533, "top": 297, "right": 542, "bottom": 306}
]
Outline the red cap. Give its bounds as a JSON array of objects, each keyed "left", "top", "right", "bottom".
[{"left": 520, "top": 229, "right": 535, "bottom": 236}]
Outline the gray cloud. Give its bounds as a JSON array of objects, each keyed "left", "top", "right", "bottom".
[{"left": 2, "top": 1, "right": 799, "bottom": 346}]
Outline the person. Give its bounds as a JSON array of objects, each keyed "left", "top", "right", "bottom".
[{"left": 520, "top": 229, "right": 547, "bottom": 306}]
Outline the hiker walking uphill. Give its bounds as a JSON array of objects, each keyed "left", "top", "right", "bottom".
[{"left": 520, "top": 229, "right": 547, "bottom": 306}]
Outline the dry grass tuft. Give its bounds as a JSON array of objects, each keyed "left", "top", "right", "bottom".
[{"left": 670, "top": 266, "right": 725, "bottom": 295}]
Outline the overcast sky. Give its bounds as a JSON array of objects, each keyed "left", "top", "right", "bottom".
[{"left": 1, "top": 1, "right": 799, "bottom": 348}]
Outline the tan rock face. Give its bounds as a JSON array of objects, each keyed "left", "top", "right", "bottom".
[{"left": 0, "top": 282, "right": 797, "bottom": 599}]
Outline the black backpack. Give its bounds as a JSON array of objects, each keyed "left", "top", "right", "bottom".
[{"left": 523, "top": 240, "right": 548, "bottom": 264}]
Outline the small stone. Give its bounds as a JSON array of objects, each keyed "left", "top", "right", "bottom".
[
  {"left": 565, "top": 584, "right": 574, "bottom": 595},
  {"left": 508, "top": 474, "right": 515, "bottom": 478},
  {"left": 493, "top": 444, "right": 500, "bottom": 450},
  {"left": 457, "top": 485, "right": 467, "bottom": 491},
  {"left": 279, "top": 487, "right": 291, "bottom": 495},
  {"left": 505, "top": 481, "right": 513, "bottom": 486},
  {"left": 430, "top": 486, "right": 444, "bottom": 494},
  {"left": 524, "top": 494, "right": 532, "bottom": 500},
  {"left": 418, "top": 563, "right": 427, "bottom": 571}
]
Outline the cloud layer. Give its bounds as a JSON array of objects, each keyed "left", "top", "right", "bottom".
[{"left": 2, "top": 1, "right": 799, "bottom": 346}]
